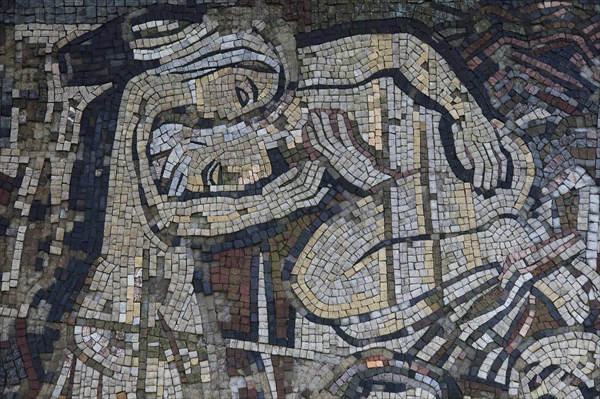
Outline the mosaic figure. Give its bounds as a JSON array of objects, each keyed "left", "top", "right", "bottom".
[
  {"left": 52, "top": 14, "right": 600, "bottom": 398},
  {"left": 2, "top": 2, "right": 600, "bottom": 398}
]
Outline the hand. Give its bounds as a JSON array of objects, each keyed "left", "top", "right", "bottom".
[
  {"left": 454, "top": 115, "right": 509, "bottom": 191},
  {"left": 262, "top": 161, "right": 329, "bottom": 215},
  {"left": 306, "top": 110, "right": 391, "bottom": 191}
]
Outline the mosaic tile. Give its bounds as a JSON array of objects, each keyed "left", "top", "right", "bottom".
[{"left": 1, "top": 1, "right": 600, "bottom": 398}]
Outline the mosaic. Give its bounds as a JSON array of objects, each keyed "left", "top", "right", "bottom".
[{"left": 1, "top": 1, "right": 600, "bottom": 398}]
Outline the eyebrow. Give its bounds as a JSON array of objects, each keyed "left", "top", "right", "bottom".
[{"left": 235, "top": 60, "right": 278, "bottom": 74}]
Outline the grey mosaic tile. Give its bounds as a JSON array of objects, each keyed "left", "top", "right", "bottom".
[{"left": 1, "top": 1, "right": 600, "bottom": 398}]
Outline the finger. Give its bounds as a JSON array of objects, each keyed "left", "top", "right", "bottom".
[
  {"left": 483, "top": 142, "right": 497, "bottom": 190},
  {"left": 162, "top": 143, "right": 184, "bottom": 180},
  {"left": 493, "top": 138, "right": 507, "bottom": 183},
  {"left": 304, "top": 121, "right": 320, "bottom": 152},
  {"left": 336, "top": 113, "right": 353, "bottom": 147},
  {"left": 475, "top": 142, "right": 494, "bottom": 190},
  {"left": 288, "top": 163, "right": 325, "bottom": 198},
  {"left": 484, "top": 144, "right": 495, "bottom": 190},
  {"left": 310, "top": 112, "right": 338, "bottom": 158},
  {"left": 150, "top": 123, "right": 184, "bottom": 155},
  {"left": 471, "top": 147, "right": 485, "bottom": 188},
  {"left": 309, "top": 110, "right": 320, "bottom": 128},
  {"left": 262, "top": 167, "right": 299, "bottom": 194},
  {"left": 308, "top": 161, "right": 325, "bottom": 181},
  {"left": 309, "top": 111, "right": 325, "bottom": 137},
  {"left": 301, "top": 187, "right": 329, "bottom": 207},
  {"left": 169, "top": 155, "right": 191, "bottom": 196},
  {"left": 453, "top": 124, "right": 471, "bottom": 171},
  {"left": 318, "top": 111, "right": 333, "bottom": 141},
  {"left": 308, "top": 112, "right": 326, "bottom": 146},
  {"left": 288, "top": 170, "right": 314, "bottom": 194}
]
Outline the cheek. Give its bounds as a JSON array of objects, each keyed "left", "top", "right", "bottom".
[{"left": 197, "top": 77, "right": 244, "bottom": 120}]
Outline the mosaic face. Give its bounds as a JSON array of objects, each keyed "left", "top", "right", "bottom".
[{"left": 2, "top": 3, "right": 600, "bottom": 399}]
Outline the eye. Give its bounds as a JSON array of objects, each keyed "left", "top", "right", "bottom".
[
  {"left": 234, "top": 77, "right": 259, "bottom": 108},
  {"left": 235, "top": 86, "right": 250, "bottom": 107}
]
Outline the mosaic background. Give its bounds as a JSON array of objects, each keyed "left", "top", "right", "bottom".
[{"left": 1, "top": 1, "right": 600, "bottom": 398}]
